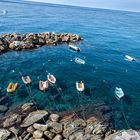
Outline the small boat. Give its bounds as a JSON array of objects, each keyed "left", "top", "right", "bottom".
[
  {"left": 47, "top": 73, "right": 56, "bottom": 84},
  {"left": 125, "top": 55, "right": 135, "bottom": 62},
  {"left": 115, "top": 87, "right": 124, "bottom": 100},
  {"left": 69, "top": 44, "right": 80, "bottom": 52},
  {"left": 22, "top": 76, "right": 31, "bottom": 85},
  {"left": 39, "top": 80, "right": 48, "bottom": 91},
  {"left": 75, "top": 57, "right": 85, "bottom": 64},
  {"left": 7, "top": 82, "right": 18, "bottom": 93},
  {"left": 76, "top": 81, "right": 85, "bottom": 92}
]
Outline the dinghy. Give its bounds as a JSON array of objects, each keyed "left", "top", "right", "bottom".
[
  {"left": 22, "top": 76, "right": 31, "bottom": 85},
  {"left": 75, "top": 57, "right": 85, "bottom": 64},
  {"left": 39, "top": 80, "right": 48, "bottom": 91},
  {"left": 69, "top": 44, "right": 80, "bottom": 52},
  {"left": 115, "top": 87, "right": 124, "bottom": 100},
  {"left": 125, "top": 55, "right": 135, "bottom": 62},
  {"left": 76, "top": 81, "right": 85, "bottom": 92},
  {"left": 47, "top": 73, "right": 56, "bottom": 84},
  {"left": 7, "top": 82, "right": 18, "bottom": 93}
]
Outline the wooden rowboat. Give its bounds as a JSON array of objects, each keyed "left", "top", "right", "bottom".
[
  {"left": 39, "top": 80, "right": 48, "bottom": 91},
  {"left": 22, "top": 76, "right": 31, "bottom": 85},
  {"left": 7, "top": 82, "right": 18, "bottom": 93},
  {"left": 76, "top": 81, "right": 84, "bottom": 92}
]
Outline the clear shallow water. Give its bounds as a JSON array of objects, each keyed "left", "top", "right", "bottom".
[{"left": 0, "top": 0, "right": 140, "bottom": 129}]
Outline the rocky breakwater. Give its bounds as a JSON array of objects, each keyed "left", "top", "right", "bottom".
[
  {"left": 0, "top": 102, "right": 115, "bottom": 140},
  {"left": 0, "top": 32, "right": 82, "bottom": 53}
]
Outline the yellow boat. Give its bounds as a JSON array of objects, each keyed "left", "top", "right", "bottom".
[{"left": 7, "top": 82, "right": 18, "bottom": 93}]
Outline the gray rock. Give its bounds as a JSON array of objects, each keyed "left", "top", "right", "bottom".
[
  {"left": 69, "top": 131, "right": 84, "bottom": 140},
  {"left": 23, "top": 133, "right": 31, "bottom": 140},
  {"left": 33, "top": 123, "right": 48, "bottom": 131},
  {"left": 52, "top": 134, "right": 62, "bottom": 140},
  {"left": 92, "top": 123, "right": 108, "bottom": 135},
  {"left": 27, "top": 126, "right": 35, "bottom": 134},
  {"left": 21, "top": 103, "right": 34, "bottom": 112},
  {"left": 50, "top": 114, "right": 60, "bottom": 122},
  {"left": 44, "top": 131, "right": 55, "bottom": 139},
  {"left": 85, "top": 125, "right": 94, "bottom": 134},
  {"left": 9, "top": 126, "right": 22, "bottom": 136},
  {"left": 49, "top": 122, "right": 63, "bottom": 134},
  {"left": 20, "top": 110, "right": 48, "bottom": 127},
  {"left": 0, "top": 105, "right": 8, "bottom": 113},
  {"left": 0, "top": 129, "right": 11, "bottom": 140},
  {"left": 33, "top": 130, "right": 43, "bottom": 139},
  {"left": 3, "top": 113, "right": 22, "bottom": 128},
  {"left": 90, "top": 135, "right": 103, "bottom": 140}
]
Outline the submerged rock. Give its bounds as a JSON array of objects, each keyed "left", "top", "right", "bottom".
[{"left": 0, "top": 105, "right": 8, "bottom": 113}]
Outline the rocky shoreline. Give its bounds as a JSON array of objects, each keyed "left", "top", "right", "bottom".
[
  {"left": 0, "top": 32, "right": 82, "bottom": 53},
  {"left": 0, "top": 102, "right": 140, "bottom": 140},
  {"left": 0, "top": 102, "right": 114, "bottom": 140}
]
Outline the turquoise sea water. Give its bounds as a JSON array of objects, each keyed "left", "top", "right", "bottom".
[{"left": 0, "top": 0, "right": 140, "bottom": 129}]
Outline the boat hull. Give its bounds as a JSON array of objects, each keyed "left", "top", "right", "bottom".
[
  {"left": 39, "top": 80, "right": 48, "bottom": 91},
  {"left": 47, "top": 74, "right": 56, "bottom": 84},
  {"left": 76, "top": 82, "right": 84, "bottom": 92},
  {"left": 22, "top": 76, "right": 31, "bottom": 85},
  {"left": 7, "top": 83, "right": 18, "bottom": 93}
]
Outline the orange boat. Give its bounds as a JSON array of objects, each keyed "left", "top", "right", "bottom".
[
  {"left": 39, "top": 80, "right": 48, "bottom": 91},
  {"left": 7, "top": 82, "right": 18, "bottom": 93}
]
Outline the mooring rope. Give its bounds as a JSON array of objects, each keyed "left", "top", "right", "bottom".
[
  {"left": 77, "top": 91, "right": 86, "bottom": 121},
  {"left": 120, "top": 99, "right": 131, "bottom": 129},
  {"left": 53, "top": 84, "right": 82, "bottom": 120},
  {"left": 19, "top": 72, "right": 47, "bottom": 124}
]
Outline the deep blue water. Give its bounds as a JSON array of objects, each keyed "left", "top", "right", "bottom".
[{"left": 0, "top": 0, "right": 140, "bottom": 129}]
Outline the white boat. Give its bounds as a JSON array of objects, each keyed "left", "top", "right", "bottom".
[
  {"left": 47, "top": 73, "right": 56, "bottom": 84},
  {"left": 69, "top": 44, "right": 80, "bottom": 52},
  {"left": 125, "top": 55, "right": 135, "bottom": 62},
  {"left": 22, "top": 76, "right": 31, "bottom": 85},
  {"left": 115, "top": 87, "right": 124, "bottom": 100},
  {"left": 75, "top": 57, "right": 85, "bottom": 65},
  {"left": 76, "top": 81, "right": 85, "bottom": 92}
]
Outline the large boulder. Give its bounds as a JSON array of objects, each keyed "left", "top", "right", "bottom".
[
  {"left": 0, "top": 129, "right": 11, "bottom": 140},
  {"left": 20, "top": 110, "right": 48, "bottom": 127},
  {"left": 3, "top": 113, "right": 22, "bottom": 128}
]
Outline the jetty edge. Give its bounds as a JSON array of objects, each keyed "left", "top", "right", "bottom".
[{"left": 0, "top": 32, "right": 82, "bottom": 53}]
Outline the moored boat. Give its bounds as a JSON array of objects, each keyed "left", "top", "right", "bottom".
[
  {"left": 125, "top": 55, "right": 135, "bottom": 62},
  {"left": 69, "top": 44, "right": 80, "bottom": 52},
  {"left": 7, "top": 82, "right": 18, "bottom": 93},
  {"left": 39, "top": 80, "right": 48, "bottom": 91},
  {"left": 75, "top": 57, "right": 85, "bottom": 64},
  {"left": 115, "top": 87, "right": 124, "bottom": 100},
  {"left": 22, "top": 76, "right": 31, "bottom": 85},
  {"left": 47, "top": 73, "right": 56, "bottom": 84},
  {"left": 76, "top": 81, "right": 85, "bottom": 92}
]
